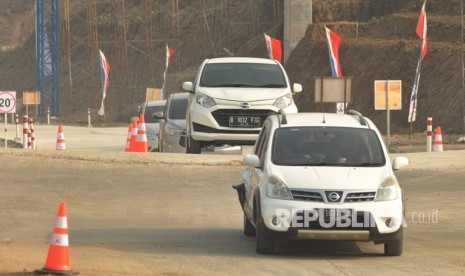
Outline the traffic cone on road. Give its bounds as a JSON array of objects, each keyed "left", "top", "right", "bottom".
[
  {"left": 129, "top": 118, "right": 138, "bottom": 152},
  {"left": 432, "top": 126, "right": 444, "bottom": 152},
  {"left": 35, "top": 201, "right": 78, "bottom": 275},
  {"left": 134, "top": 113, "right": 148, "bottom": 152},
  {"left": 125, "top": 122, "right": 132, "bottom": 152},
  {"left": 56, "top": 125, "right": 66, "bottom": 150}
]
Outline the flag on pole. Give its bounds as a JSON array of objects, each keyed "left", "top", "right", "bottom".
[
  {"left": 264, "top": 33, "right": 282, "bottom": 63},
  {"left": 325, "top": 26, "right": 345, "bottom": 113},
  {"left": 98, "top": 49, "right": 110, "bottom": 116},
  {"left": 325, "top": 26, "right": 342, "bottom": 78},
  {"left": 161, "top": 44, "right": 175, "bottom": 99},
  {"left": 408, "top": 1, "right": 427, "bottom": 123},
  {"left": 416, "top": 1, "right": 428, "bottom": 59}
]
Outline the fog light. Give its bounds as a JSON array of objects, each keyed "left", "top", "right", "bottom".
[
  {"left": 385, "top": 218, "right": 395, "bottom": 228},
  {"left": 271, "top": 216, "right": 280, "bottom": 226}
]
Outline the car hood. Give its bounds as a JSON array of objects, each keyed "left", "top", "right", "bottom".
[
  {"left": 270, "top": 165, "right": 392, "bottom": 190},
  {"left": 197, "top": 87, "right": 289, "bottom": 102}
]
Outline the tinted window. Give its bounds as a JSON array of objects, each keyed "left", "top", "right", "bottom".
[
  {"left": 168, "top": 98, "right": 188, "bottom": 120},
  {"left": 144, "top": 105, "right": 165, "bottom": 123},
  {"left": 200, "top": 63, "right": 287, "bottom": 88},
  {"left": 272, "top": 127, "right": 385, "bottom": 167}
]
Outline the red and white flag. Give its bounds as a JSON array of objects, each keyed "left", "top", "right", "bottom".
[
  {"left": 416, "top": 1, "right": 428, "bottom": 60},
  {"left": 325, "top": 27, "right": 342, "bottom": 78},
  {"left": 325, "top": 27, "right": 345, "bottom": 113},
  {"left": 98, "top": 49, "right": 110, "bottom": 116},
  {"left": 408, "top": 1, "right": 428, "bottom": 123},
  {"left": 264, "top": 33, "right": 282, "bottom": 63},
  {"left": 162, "top": 44, "right": 175, "bottom": 99}
]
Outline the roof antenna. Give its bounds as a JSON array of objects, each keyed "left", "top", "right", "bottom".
[{"left": 322, "top": 113, "right": 326, "bottom": 124}]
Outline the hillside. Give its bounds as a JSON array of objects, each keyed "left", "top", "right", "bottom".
[{"left": 0, "top": 0, "right": 463, "bottom": 134}]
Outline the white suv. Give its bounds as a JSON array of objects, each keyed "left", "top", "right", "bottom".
[
  {"left": 182, "top": 57, "right": 302, "bottom": 154},
  {"left": 235, "top": 111, "right": 409, "bottom": 256}
]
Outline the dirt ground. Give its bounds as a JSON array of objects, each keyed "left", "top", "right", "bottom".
[{"left": 0, "top": 125, "right": 465, "bottom": 275}]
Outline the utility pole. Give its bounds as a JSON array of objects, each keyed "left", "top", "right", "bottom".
[
  {"left": 36, "top": 0, "right": 61, "bottom": 117},
  {"left": 461, "top": 0, "right": 465, "bottom": 135}
]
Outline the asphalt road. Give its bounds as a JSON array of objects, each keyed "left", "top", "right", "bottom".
[{"left": 1, "top": 144, "right": 465, "bottom": 275}]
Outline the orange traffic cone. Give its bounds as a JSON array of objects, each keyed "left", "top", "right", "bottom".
[
  {"left": 134, "top": 113, "right": 148, "bottom": 152},
  {"left": 56, "top": 125, "right": 66, "bottom": 150},
  {"left": 125, "top": 122, "right": 132, "bottom": 152},
  {"left": 129, "top": 118, "right": 138, "bottom": 152},
  {"left": 35, "top": 201, "right": 78, "bottom": 275},
  {"left": 432, "top": 126, "right": 444, "bottom": 152}
]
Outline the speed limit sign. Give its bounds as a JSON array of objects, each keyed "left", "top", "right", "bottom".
[{"left": 0, "top": 91, "right": 16, "bottom": 113}]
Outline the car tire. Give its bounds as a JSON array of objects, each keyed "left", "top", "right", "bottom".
[
  {"left": 243, "top": 214, "right": 256, "bottom": 237},
  {"left": 256, "top": 212, "right": 274, "bottom": 254},
  {"left": 384, "top": 228, "right": 403, "bottom": 256},
  {"left": 187, "top": 135, "right": 201, "bottom": 154}
]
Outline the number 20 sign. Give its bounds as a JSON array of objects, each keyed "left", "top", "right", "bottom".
[{"left": 0, "top": 91, "right": 16, "bottom": 114}]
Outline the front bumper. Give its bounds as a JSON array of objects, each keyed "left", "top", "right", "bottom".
[
  {"left": 260, "top": 196, "right": 403, "bottom": 243},
  {"left": 189, "top": 103, "right": 297, "bottom": 143}
]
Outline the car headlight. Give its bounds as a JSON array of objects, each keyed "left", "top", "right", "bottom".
[
  {"left": 166, "top": 126, "right": 185, "bottom": 136},
  {"left": 375, "top": 176, "right": 398, "bottom": 201},
  {"left": 266, "top": 175, "right": 293, "bottom": 200},
  {"left": 273, "top": 93, "right": 292, "bottom": 109},
  {"left": 197, "top": 93, "right": 216, "bottom": 108}
]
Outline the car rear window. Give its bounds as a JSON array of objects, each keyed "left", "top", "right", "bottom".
[
  {"left": 200, "top": 63, "right": 287, "bottom": 88},
  {"left": 272, "top": 127, "right": 386, "bottom": 167},
  {"left": 144, "top": 105, "right": 165, "bottom": 123},
  {"left": 169, "top": 98, "right": 188, "bottom": 120}
]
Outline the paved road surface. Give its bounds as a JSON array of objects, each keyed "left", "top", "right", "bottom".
[{"left": 0, "top": 126, "right": 464, "bottom": 275}]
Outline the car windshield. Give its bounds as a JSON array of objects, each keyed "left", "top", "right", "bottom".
[
  {"left": 144, "top": 105, "right": 165, "bottom": 123},
  {"left": 272, "top": 127, "right": 386, "bottom": 167},
  {"left": 199, "top": 62, "right": 287, "bottom": 88},
  {"left": 169, "top": 97, "right": 188, "bottom": 120}
]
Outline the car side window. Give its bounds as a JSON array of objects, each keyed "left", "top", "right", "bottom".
[{"left": 255, "top": 123, "right": 271, "bottom": 167}]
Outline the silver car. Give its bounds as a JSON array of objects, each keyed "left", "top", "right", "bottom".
[
  {"left": 154, "top": 93, "right": 189, "bottom": 153},
  {"left": 141, "top": 100, "right": 166, "bottom": 152}
]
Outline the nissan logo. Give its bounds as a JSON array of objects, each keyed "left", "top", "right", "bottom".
[
  {"left": 240, "top": 102, "right": 251, "bottom": 109},
  {"left": 327, "top": 192, "right": 341, "bottom": 202}
]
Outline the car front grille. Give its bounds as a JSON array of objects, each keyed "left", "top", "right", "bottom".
[
  {"left": 290, "top": 190, "right": 324, "bottom": 202},
  {"left": 211, "top": 109, "right": 276, "bottom": 128},
  {"left": 344, "top": 192, "right": 376, "bottom": 202}
]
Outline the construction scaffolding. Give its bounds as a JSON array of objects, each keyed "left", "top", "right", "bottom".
[{"left": 58, "top": 0, "right": 282, "bottom": 119}]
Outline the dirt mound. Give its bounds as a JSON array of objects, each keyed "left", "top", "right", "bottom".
[{"left": 0, "top": 0, "right": 463, "bottom": 133}]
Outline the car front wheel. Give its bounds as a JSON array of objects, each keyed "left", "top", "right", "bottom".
[
  {"left": 187, "top": 135, "right": 201, "bottom": 154},
  {"left": 384, "top": 228, "right": 403, "bottom": 256},
  {"left": 256, "top": 211, "right": 274, "bottom": 254}
]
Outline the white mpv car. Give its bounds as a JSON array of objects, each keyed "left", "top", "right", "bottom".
[
  {"left": 235, "top": 111, "right": 409, "bottom": 256},
  {"left": 182, "top": 57, "right": 302, "bottom": 154}
]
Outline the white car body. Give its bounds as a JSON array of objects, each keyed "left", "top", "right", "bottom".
[
  {"left": 183, "top": 57, "right": 302, "bottom": 153},
  {"left": 237, "top": 112, "right": 409, "bottom": 255}
]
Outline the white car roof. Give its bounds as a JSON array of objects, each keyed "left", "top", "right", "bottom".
[
  {"left": 206, "top": 57, "right": 278, "bottom": 65},
  {"left": 145, "top": 100, "right": 167, "bottom": 107},
  {"left": 269, "top": 112, "right": 373, "bottom": 129}
]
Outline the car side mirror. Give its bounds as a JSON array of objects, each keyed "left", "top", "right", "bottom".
[
  {"left": 392, "top": 156, "right": 409, "bottom": 171},
  {"left": 182, "top": 81, "right": 194, "bottom": 93},
  {"left": 292, "top": 83, "right": 302, "bottom": 93},
  {"left": 152, "top": 111, "right": 165, "bottom": 120},
  {"left": 243, "top": 154, "right": 260, "bottom": 168}
]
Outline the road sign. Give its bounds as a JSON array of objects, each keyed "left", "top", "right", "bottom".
[
  {"left": 374, "top": 80, "right": 402, "bottom": 110},
  {"left": 0, "top": 91, "right": 16, "bottom": 113}
]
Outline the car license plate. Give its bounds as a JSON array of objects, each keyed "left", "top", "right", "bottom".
[
  {"left": 229, "top": 116, "right": 261, "bottom": 127},
  {"left": 319, "top": 209, "right": 353, "bottom": 221}
]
